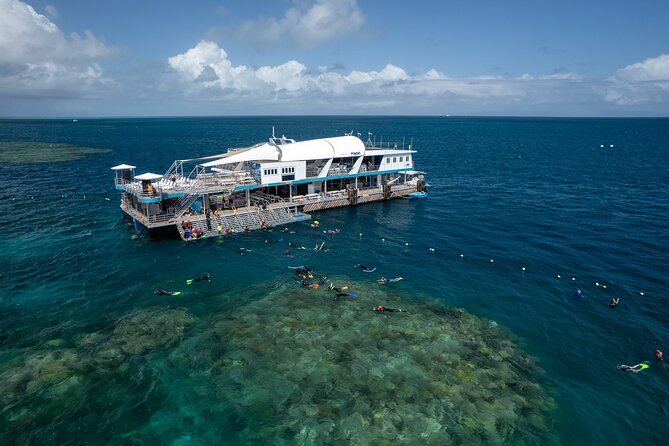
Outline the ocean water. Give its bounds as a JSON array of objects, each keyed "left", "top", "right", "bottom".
[{"left": 0, "top": 116, "right": 668, "bottom": 445}]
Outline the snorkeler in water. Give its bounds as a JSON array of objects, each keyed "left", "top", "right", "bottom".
[
  {"left": 334, "top": 292, "right": 358, "bottom": 300},
  {"left": 377, "top": 277, "right": 403, "bottom": 284},
  {"left": 154, "top": 289, "right": 180, "bottom": 296},
  {"left": 373, "top": 305, "right": 403, "bottom": 312},
  {"left": 656, "top": 349, "right": 664, "bottom": 362},
  {"left": 328, "top": 283, "right": 349, "bottom": 292},
  {"left": 609, "top": 297, "right": 620, "bottom": 308},
  {"left": 617, "top": 363, "right": 649, "bottom": 373},
  {"left": 290, "top": 266, "right": 313, "bottom": 280},
  {"left": 186, "top": 273, "right": 210, "bottom": 284},
  {"left": 354, "top": 264, "right": 376, "bottom": 272}
]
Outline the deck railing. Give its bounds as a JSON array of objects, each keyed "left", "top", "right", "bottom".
[
  {"left": 121, "top": 198, "right": 175, "bottom": 226},
  {"left": 115, "top": 178, "right": 161, "bottom": 199}
]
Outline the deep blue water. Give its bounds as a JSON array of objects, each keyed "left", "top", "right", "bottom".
[{"left": 1, "top": 116, "right": 668, "bottom": 444}]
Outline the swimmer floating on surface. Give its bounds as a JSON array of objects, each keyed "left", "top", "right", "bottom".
[
  {"left": 186, "top": 273, "right": 210, "bottom": 284},
  {"left": 377, "top": 277, "right": 403, "bottom": 284},
  {"left": 328, "top": 283, "right": 349, "bottom": 292},
  {"left": 354, "top": 264, "right": 376, "bottom": 273},
  {"left": 154, "top": 289, "right": 181, "bottom": 296},
  {"left": 609, "top": 297, "right": 620, "bottom": 308},
  {"left": 334, "top": 292, "right": 358, "bottom": 300},
  {"left": 373, "top": 305, "right": 403, "bottom": 313},
  {"left": 617, "top": 363, "right": 649, "bottom": 373}
]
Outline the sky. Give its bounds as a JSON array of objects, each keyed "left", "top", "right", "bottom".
[{"left": 1, "top": 0, "right": 668, "bottom": 117}]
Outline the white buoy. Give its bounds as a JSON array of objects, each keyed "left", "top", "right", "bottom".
[
  {"left": 603, "top": 285, "right": 607, "bottom": 289},
  {"left": 595, "top": 282, "right": 600, "bottom": 287},
  {"left": 405, "top": 243, "right": 409, "bottom": 246},
  {"left": 522, "top": 267, "right": 526, "bottom": 271},
  {"left": 640, "top": 292, "right": 644, "bottom": 296},
  {"left": 490, "top": 259, "right": 494, "bottom": 263},
  {"left": 600, "top": 144, "right": 604, "bottom": 148},
  {"left": 359, "top": 233, "right": 362, "bottom": 236},
  {"left": 557, "top": 275, "right": 561, "bottom": 279},
  {"left": 382, "top": 238, "right": 385, "bottom": 241},
  {"left": 571, "top": 277, "right": 576, "bottom": 281},
  {"left": 610, "top": 144, "right": 614, "bottom": 148},
  {"left": 429, "top": 248, "right": 435, "bottom": 252},
  {"left": 460, "top": 254, "right": 464, "bottom": 258}
]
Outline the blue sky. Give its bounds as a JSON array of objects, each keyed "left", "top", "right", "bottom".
[{"left": 1, "top": 0, "right": 668, "bottom": 117}]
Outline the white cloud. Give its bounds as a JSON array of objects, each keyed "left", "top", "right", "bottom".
[
  {"left": 236, "top": 0, "right": 365, "bottom": 49},
  {"left": 168, "top": 40, "right": 535, "bottom": 106},
  {"left": 605, "top": 54, "right": 669, "bottom": 105},
  {"left": 169, "top": 43, "right": 609, "bottom": 114},
  {"left": 45, "top": 4, "right": 58, "bottom": 18},
  {"left": 0, "top": 0, "right": 115, "bottom": 96},
  {"left": 538, "top": 72, "right": 582, "bottom": 80},
  {"left": 614, "top": 54, "right": 669, "bottom": 82},
  {"left": 346, "top": 64, "right": 408, "bottom": 84},
  {"left": 256, "top": 61, "right": 308, "bottom": 92},
  {"left": 423, "top": 69, "right": 446, "bottom": 80}
]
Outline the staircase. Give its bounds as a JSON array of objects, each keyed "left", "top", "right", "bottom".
[{"left": 169, "top": 193, "right": 200, "bottom": 217}]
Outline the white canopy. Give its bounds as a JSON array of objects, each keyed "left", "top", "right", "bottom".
[
  {"left": 201, "top": 143, "right": 279, "bottom": 167},
  {"left": 363, "top": 149, "right": 417, "bottom": 156},
  {"left": 201, "top": 135, "right": 367, "bottom": 167},
  {"left": 134, "top": 172, "right": 162, "bottom": 181},
  {"left": 111, "top": 164, "right": 136, "bottom": 170}
]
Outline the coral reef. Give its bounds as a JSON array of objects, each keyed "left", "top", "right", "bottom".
[
  {"left": 0, "top": 141, "right": 111, "bottom": 163},
  {"left": 0, "top": 284, "right": 555, "bottom": 445},
  {"left": 161, "top": 282, "right": 555, "bottom": 445},
  {"left": 0, "top": 308, "right": 196, "bottom": 444}
]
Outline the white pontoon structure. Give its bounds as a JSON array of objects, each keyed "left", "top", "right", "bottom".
[{"left": 112, "top": 130, "right": 427, "bottom": 240}]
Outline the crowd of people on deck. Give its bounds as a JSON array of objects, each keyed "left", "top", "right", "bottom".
[
  {"left": 178, "top": 201, "right": 277, "bottom": 240},
  {"left": 180, "top": 220, "right": 204, "bottom": 239}
]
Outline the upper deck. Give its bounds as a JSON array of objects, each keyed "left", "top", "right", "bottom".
[{"left": 113, "top": 133, "right": 420, "bottom": 203}]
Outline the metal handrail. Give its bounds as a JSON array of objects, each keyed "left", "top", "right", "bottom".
[
  {"left": 121, "top": 200, "right": 175, "bottom": 225},
  {"left": 116, "top": 178, "right": 161, "bottom": 198}
]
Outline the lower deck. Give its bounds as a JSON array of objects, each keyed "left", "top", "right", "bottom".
[{"left": 122, "top": 180, "right": 426, "bottom": 240}]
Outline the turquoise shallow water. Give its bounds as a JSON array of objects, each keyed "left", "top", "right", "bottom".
[{"left": 0, "top": 116, "right": 668, "bottom": 444}]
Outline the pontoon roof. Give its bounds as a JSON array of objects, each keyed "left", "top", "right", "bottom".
[
  {"left": 364, "top": 149, "right": 417, "bottom": 156},
  {"left": 134, "top": 172, "right": 163, "bottom": 180},
  {"left": 111, "top": 164, "right": 136, "bottom": 170},
  {"left": 201, "top": 135, "right": 366, "bottom": 167}
]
